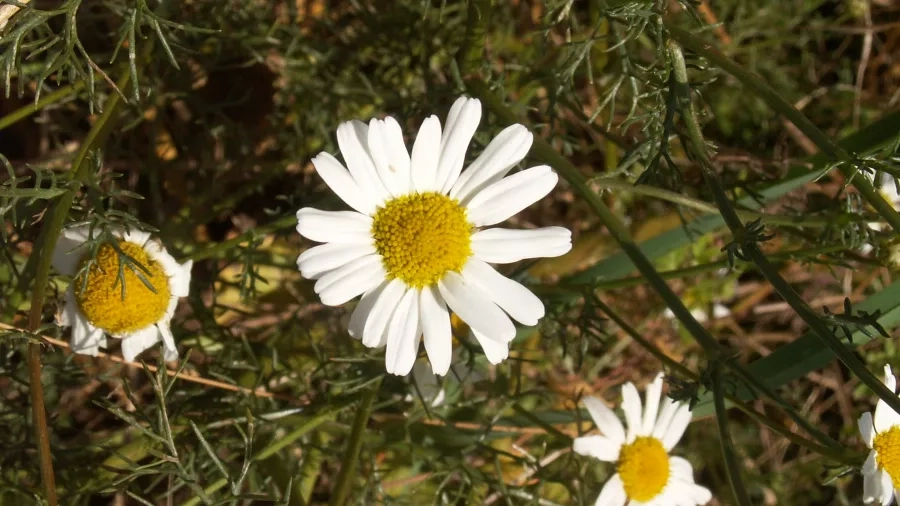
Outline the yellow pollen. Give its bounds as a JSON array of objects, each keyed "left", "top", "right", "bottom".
[
  {"left": 74, "top": 241, "right": 171, "bottom": 335},
  {"left": 875, "top": 425, "right": 900, "bottom": 488},
  {"left": 617, "top": 436, "right": 670, "bottom": 502},
  {"left": 371, "top": 192, "right": 472, "bottom": 288}
]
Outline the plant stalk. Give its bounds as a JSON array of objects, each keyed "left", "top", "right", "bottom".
[{"left": 329, "top": 380, "right": 381, "bottom": 506}]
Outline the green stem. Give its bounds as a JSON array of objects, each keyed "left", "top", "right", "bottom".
[
  {"left": 713, "top": 367, "right": 754, "bottom": 506},
  {"left": 596, "top": 298, "right": 857, "bottom": 464},
  {"left": 665, "top": 21, "right": 900, "bottom": 232},
  {"left": 667, "top": 38, "right": 900, "bottom": 417},
  {"left": 329, "top": 380, "right": 381, "bottom": 506},
  {"left": 0, "top": 81, "right": 85, "bottom": 132}
]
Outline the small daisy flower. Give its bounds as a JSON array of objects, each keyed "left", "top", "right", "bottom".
[
  {"left": 295, "top": 96, "right": 572, "bottom": 376},
  {"left": 51, "top": 226, "right": 192, "bottom": 362},
  {"left": 859, "top": 365, "right": 900, "bottom": 505},
  {"left": 573, "top": 373, "right": 712, "bottom": 506}
]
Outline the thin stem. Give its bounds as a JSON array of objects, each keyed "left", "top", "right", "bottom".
[
  {"left": 329, "top": 380, "right": 381, "bottom": 506},
  {"left": 595, "top": 298, "right": 857, "bottom": 464},
  {"left": 24, "top": 50, "right": 143, "bottom": 506},
  {"left": 667, "top": 38, "right": 900, "bottom": 417},
  {"left": 0, "top": 81, "right": 85, "bottom": 131},
  {"left": 666, "top": 21, "right": 900, "bottom": 232},
  {"left": 713, "top": 366, "right": 754, "bottom": 506}
]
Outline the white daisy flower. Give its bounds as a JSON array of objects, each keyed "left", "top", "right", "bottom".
[
  {"left": 51, "top": 225, "right": 192, "bottom": 362},
  {"left": 573, "top": 373, "right": 712, "bottom": 506},
  {"left": 858, "top": 365, "right": 900, "bottom": 505},
  {"left": 295, "top": 96, "right": 572, "bottom": 376}
]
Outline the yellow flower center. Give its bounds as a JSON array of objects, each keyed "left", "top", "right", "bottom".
[
  {"left": 74, "top": 241, "right": 171, "bottom": 335},
  {"left": 371, "top": 192, "right": 472, "bottom": 288},
  {"left": 617, "top": 436, "right": 670, "bottom": 502},
  {"left": 875, "top": 425, "right": 900, "bottom": 488}
]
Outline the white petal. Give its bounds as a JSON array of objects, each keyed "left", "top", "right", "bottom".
[
  {"left": 362, "top": 279, "right": 407, "bottom": 348},
  {"left": 170, "top": 260, "right": 192, "bottom": 297},
  {"left": 295, "top": 208, "right": 373, "bottom": 244},
  {"left": 411, "top": 115, "right": 442, "bottom": 192},
  {"left": 465, "top": 166, "right": 557, "bottom": 226},
  {"left": 864, "top": 467, "right": 882, "bottom": 504},
  {"left": 669, "top": 456, "right": 694, "bottom": 479},
  {"left": 420, "top": 286, "right": 452, "bottom": 376},
  {"left": 662, "top": 403, "right": 693, "bottom": 450},
  {"left": 583, "top": 396, "right": 626, "bottom": 445},
  {"left": 471, "top": 329, "right": 509, "bottom": 364},
  {"left": 337, "top": 120, "right": 390, "bottom": 204},
  {"left": 158, "top": 323, "right": 177, "bottom": 357},
  {"left": 311, "top": 152, "right": 376, "bottom": 215},
  {"left": 437, "top": 97, "right": 481, "bottom": 193},
  {"left": 450, "top": 124, "right": 533, "bottom": 202},
  {"left": 593, "top": 474, "right": 627, "bottom": 506},
  {"left": 122, "top": 229, "right": 151, "bottom": 246},
  {"left": 863, "top": 450, "right": 878, "bottom": 475},
  {"left": 349, "top": 282, "right": 386, "bottom": 340},
  {"left": 653, "top": 397, "right": 679, "bottom": 440},
  {"left": 296, "top": 242, "right": 377, "bottom": 279},
  {"left": 572, "top": 435, "right": 620, "bottom": 462},
  {"left": 642, "top": 373, "right": 664, "bottom": 435},
  {"left": 888, "top": 365, "right": 897, "bottom": 392},
  {"left": 875, "top": 401, "right": 900, "bottom": 435},
  {"left": 471, "top": 227, "right": 572, "bottom": 263},
  {"left": 385, "top": 289, "right": 420, "bottom": 376},
  {"left": 314, "top": 255, "right": 385, "bottom": 306},
  {"left": 382, "top": 116, "right": 412, "bottom": 192},
  {"left": 620, "top": 382, "right": 643, "bottom": 441},
  {"left": 438, "top": 271, "right": 515, "bottom": 342},
  {"left": 52, "top": 225, "right": 91, "bottom": 276},
  {"left": 460, "top": 259, "right": 544, "bottom": 326},
  {"left": 882, "top": 471, "right": 895, "bottom": 506},
  {"left": 860, "top": 411, "right": 875, "bottom": 448},
  {"left": 367, "top": 118, "right": 406, "bottom": 197},
  {"left": 68, "top": 304, "right": 105, "bottom": 356},
  {"left": 121, "top": 326, "right": 161, "bottom": 362}
]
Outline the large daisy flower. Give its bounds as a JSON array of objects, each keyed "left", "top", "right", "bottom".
[
  {"left": 51, "top": 226, "right": 192, "bottom": 362},
  {"left": 859, "top": 365, "right": 900, "bottom": 505},
  {"left": 573, "top": 373, "right": 712, "bottom": 506},
  {"left": 295, "top": 96, "right": 572, "bottom": 376}
]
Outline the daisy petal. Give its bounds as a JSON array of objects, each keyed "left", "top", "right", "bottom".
[
  {"left": 411, "top": 115, "right": 442, "bottom": 192},
  {"left": 420, "top": 286, "right": 452, "bottom": 376},
  {"left": 461, "top": 259, "right": 544, "bottom": 326},
  {"left": 471, "top": 329, "right": 509, "bottom": 364},
  {"left": 68, "top": 307, "right": 105, "bottom": 356},
  {"left": 863, "top": 469, "right": 881, "bottom": 505},
  {"left": 860, "top": 411, "right": 875, "bottom": 448},
  {"left": 349, "top": 282, "right": 387, "bottom": 340},
  {"left": 296, "top": 208, "right": 373, "bottom": 244},
  {"left": 297, "top": 242, "right": 377, "bottom": 279},
  {"left": 451, "top": 124, "right": 533, "bottom": 203},
  {"left": 670, "top": 456, "right": 694, "bottom": 479},
  {"left": 881, "top": 471, "right": 895, "bottom": 506},
  {"left": 122, "top": 229, "right": 151, "bottom": 246},
  {"left": 471, "top": 227, "right": 572, "bottom": 263},
  {"left": 465, "top": 165, "right": 558, "bottom": 226},
  {"left": 367, "top": 118, "right": 409, "bottom": 196},
  {"left": 583, "top": 396, "right": 626, "bottom": 445},
  {"left": 437, "top": 97, "right": 481, "bottom": 193},
  {"left": 642, "top": 373, "right": 664, "bottom": 436},
  {"left": 863, "top": 450, "right": 878, "bottom": 475},
  {"left": 337, "top": 120, "right": 390, "bottom": 203},
  {"left": 362, "top": 280, "right": 407, "bottom": 348},
  {"left": 437, "top": 271, "right": 516, "bottom": 343},
  {"left": 662, "top": 403, "right": 693, "bottom": 450},
  {"left": 52, "top": 225, "right": 92, "bottom": 276},
  {"left": 314, "top": 255, "right": 385, "bottom": 306},
  {"left": 385, "top": 288, "right": 420, "bottom": 376},
  {"left": 874, "top": 396, "right": 900, "bottom": 434},
  {"left": 593, "top": 473, "right": 627, "bottom": 506},
  {"left": 311, "top": 152, "right": 376, "bottom": 215},
  {"left": 653, "top": 397, "right": 679, "bottom": 440},
  {"left": 620, "top": 382, "right": 643, "bottom": 441},
  {"left": 121, "top": 326, "right": 161, "bottom": 362},
  {"left": 158, "top": 324, "right": 177, "bottom": 357},
  {"left": 573, "top": 435, "right": 620, "bottom": 461},
  {"left": 170, "top": 260, "right": 192, "bottom": 297},
  {"left": 382, "top": 116, "right": 412, "bottom": 192}
]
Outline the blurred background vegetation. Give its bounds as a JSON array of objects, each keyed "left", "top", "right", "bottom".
[{"left": 2, "top": 0, "right": 900, "bottom": 504}]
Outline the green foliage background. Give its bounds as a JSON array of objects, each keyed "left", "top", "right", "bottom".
[{"left": 1, "top": 0, "right": 900, "bottom": 504}]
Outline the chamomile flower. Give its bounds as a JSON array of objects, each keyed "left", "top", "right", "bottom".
[
  {"left": 295, "top": 96, "right": 572, "bottom": 376},
  {"left": 859, "top": 365, "right": 900, "bottom": 505},
  {"left": 573, "top": 373, "right": 712, "bottom": 506},
  {"left": 51, "top": 226, "right": 192, "bottom": 362}
]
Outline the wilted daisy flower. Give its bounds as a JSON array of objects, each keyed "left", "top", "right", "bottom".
[
  {"left": 573, "top": 373, "right": 712, "bottom": 506},
  {"left": 52, "top": 226, "right": 192, "bottom": 362},
  {"left": 859, "top": 365, "right": 900, "bottom": 505},
  {"left": 295, "top": 96, "right": 571, "bottom": 376}
]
